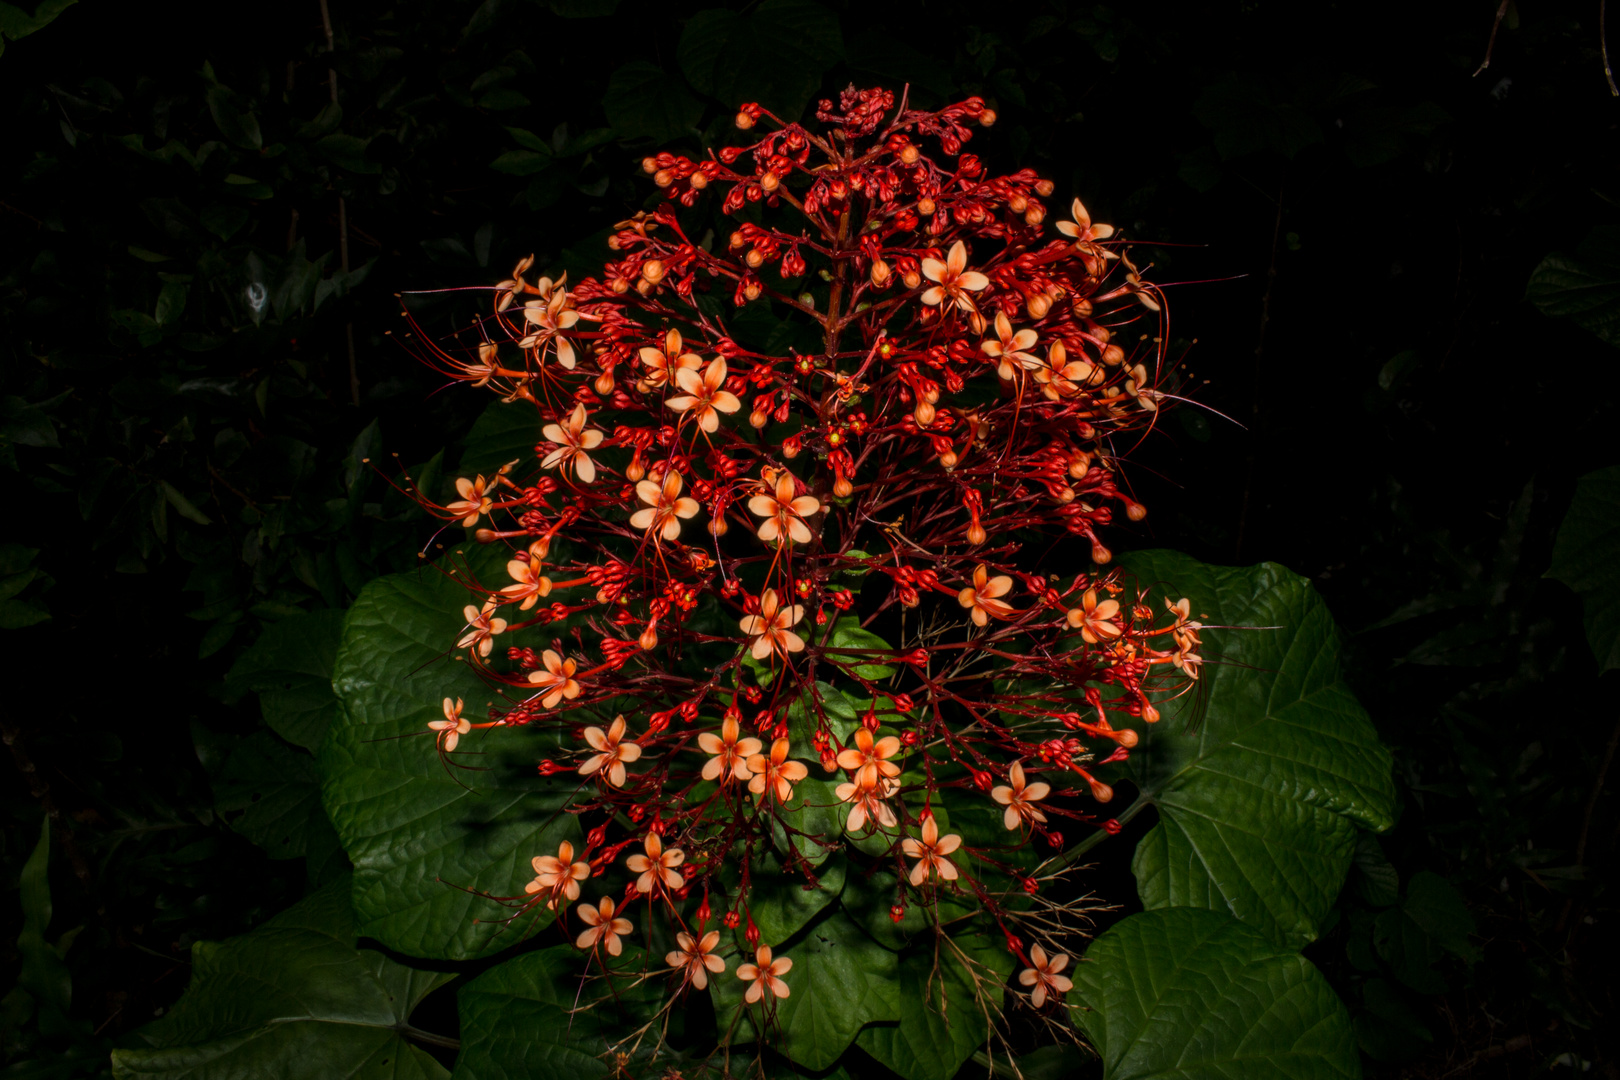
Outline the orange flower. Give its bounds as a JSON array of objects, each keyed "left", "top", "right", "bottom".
[
  {"left": 637, "top": 329, "right": 703, "bottom": 392},
  {"left": 901, "top": 812, "right": 963, "bottom": 886},
  {"left": 579, "top": 714, "right": 641, "bottom": 787},
  {"left": 525, "top": 840, "right": 590, "bottom": 909},
  {"left": 494, "top": 254, "right": 536, "bottom": 311},
  {"left": 980, "top": 311, "right": 1040, "bottom": 381},
  {"left": 1066, "top": 589, "right": 1121, "bottom": 643},
  {"left": 835, "top": 727, "right": 902, "bottom": 789},
  {"left": 957, "top": 564, "right": 1015, "bottom": 626},
  {"left": 991, "top": 761, "right": 1050, "bottom": 831},
  {"left": 1019, "top": 944, "right": 1073, "bottom": 1008},
  {"left": 625, "top": 832, "right": 686, "bottom": 894},
  {"left": 528, "top": 649, "right": 583, "bottom": 709},
  {"left": 1123, "top": 362, "right": 1159, "bottom": 411},
  {"left": 920, "top": 240, "right": 990, "bottom": 312},
  {"left": 1055, "top": 197, "right": 1115, "bottom": 244},
  {"left": 665, "top": 357, "right": 742, "bottom": 433},
  {"left": 834, "top": 775, "right": 898, "bottom": 832},
  {"left": 574, "top": 895, "right": 633, "bottom": 956},
  {"left": 457, "top": 601, "right": 507, "bottom": 657},
  {"left": 697, "top": 716, "right": 762, "bottom": 784},
  {"left": 736, "top": 945, "right": 792, "bottom": 1003},
  {"left": 518, "top": 280, "right": 581, "bottom": 368},
  {"left": 500, "top": 541, "right": 553, "bottom": 610},
  {"left": 666, "top": 930, "right": 726, "bottom": 990},
  {"left": 746, "top": 738, "right": 809, "bottom": 802},
  {"left": 746, "top": 471, "right": 821, "bottom": 545},
  {"left": 428, "top": 697, "right": 471, "bottom": 752},
  {"left": 1032, "top": 341, "right": 1101, "bottom": 400},
  {"left": 446, "top": 474, "right": 493, "bottom": 527},
  {"left": 629, "top": 471, "right": 700, "bottom": 541},
  {"left": 540, "top": 403, "right": 605, "bottom": 484},
  {"left": 738, "top": 588, "right": 806, "bottom": 661}
]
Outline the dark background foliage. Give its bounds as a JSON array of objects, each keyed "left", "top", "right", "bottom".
[{"left": 2, "top": 0, "right": 1616, "bottom": 1076}]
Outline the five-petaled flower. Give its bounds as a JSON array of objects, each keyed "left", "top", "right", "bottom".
[
  {"left": 738, "top": 588, "right": 806, "bottom": 660},
  {"left": 579, "top": 714, "right": 641, "bottom": 787},
  {"left": 958, "top": 564, "right": 1016, "bottom": 626},
  {"left": 920, "top": 240, "right": 990, "bottom": 312},
  {"left": 746, "top": 738, "right": 809, "bottom": 802},
  {"left": 836, "top": 727, "right": 902, "bottom": 789},
  {"left": 526, "top": 840, "right": 590, "bottom": 908},
  {"left": 835, "top": 775, "right": 898, "bottom": 831},
  {"left": 626, "top": 832, "right": 686, "bottom": 894},
  {"left": 747, "top": 471, "right": 822, "bottom": 545},
  {"left": 500, "top": 541, "right": 553, "bottom": 610},
  {"left": 981, "top": 312, "right": 1040, "bottom": 382},
  {"left": 446, "top": 475, "right": 494, "bottom": 527},
  {"left": 458, "top": 601, "right": 508, "bottom": 657},
  {"left": 991, "top": 761, "right": 1050, "bottom": 831},
  {"left": 1055, "top": 197, "right": 1115, "bottom": 244},
  {"left": 736, "top": 945, "right": 792, "bottom": 1003},
  {"left": 1067, "top": 589, "right": 1121, "bottom": 643},
  {"left": 519, "top": 280, "right": 581, "bottom": 368},
  {"left": 637, "top": 329, "right": 703, "bottom": 392},
  {"left": 528, "top": 649, "right": 583, "bottom": 709},
  {"left": 494, "top": 254, "right": 536, "bottom": 311},
  {"left": 629, "top": 471, "right": 700, "bottom": 541},
  {"left": 574, "top": 895, "right": 633, "bottom": 955},
  {"left": 429, "top": 697, "right": 471, "bottom": 752},
  {"left": 666, "top": 930, "right": 726, "bottom": 990},
  {"left": 1033, "top": 341, "right": 1100, "bottom": 400},
  {"left": 666, "top": 357, "right": 742, "bottom": 433},
  {"left": 901, "top": 812, "right": 963, "bottom": 886},
  {"left": 698, "top": 716, "right": 762, "bottom": 783},
  {"left": 540, "top": 403, "right": 606, "bottom": 483},
  {"left": 1019, "top": 945, "right": 1074, "bottom": 1008}
]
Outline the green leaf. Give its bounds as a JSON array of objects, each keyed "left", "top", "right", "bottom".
[
  {"left": 716, "top": 911, "right": 900, "bottom": 1071},
  {"left": 826, "top": 616, "right": 897, "bottom": 680},
  {"left": 1373, "top": 871, "right": 1476, "bottom": 994},
  {"left": 1119, "top": 551, "right": 1395, "bottom": 949},
  {"left": 677, "top": 0, "right": 842, "bottom": 120},
  {"left": 111, "top": 878, "right": 453, "bottom": 1080},
  {"left": 1072, "top": 908, "right": 1358, "bottom": 1080},
  {"left": 490, "top": 149, "right": 553, "bottom": 176},
  {"left": 1192, "top": 74, "right": 1323, "bottom": 161},
  {"left": 211, "top": 730, "right": 329, "bottom": 860},
  {"left": 0, "top": 0, "right": 76, "bottom": 47},
  {"left": 159, "top": 480, "right": 212, "bottom": 525},
  {"left": 729, "top": 847, "right": 845, "bottom": 945},
  {"left": 1527, "top": 226, "right": 1620, "bottom": 348},
  {"left": 321, "top": 546, "right": 584, "bottom": 959},
  {"left": 313, "top": 133, "right": 380, "bottom": 174},
  {"left": 454, "top": 945, "right": 657, "bottom": 1080},
  {"left": 227, "top": 610, "right": 345, "bottom": 750},
  {"left": 1546, "top": 465, "right": 1620, "bottom": 671},
  {"left": 461, "top": 398, "right": 540, "bottom": 478},
  {"left": 603, "top": 60, "right": 703, "bottom": 143},
  {"left": 204, "top": 84, "right": 262, "bottom": 151},
  {"left": 855, "top": 931, "right": 1014, "bottom": 1080},
  {"left": 15, "top": 818, "right": 74, "bottom": 1038}
]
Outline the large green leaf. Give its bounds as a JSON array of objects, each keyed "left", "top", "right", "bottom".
[
  {"left": 676, "top": 0, "right": 843, "bottom": 120},
  {"left": 1072, "top": 907, "right": 1358, "bottom": 1080},
  {"left": 1117, "top": 551, "right": 1394, "bottom": 949},
  {"left": 226, "top": 610, "right": 345, "bottom": 750},
  {"left": 459, "top": 399, "right": 540, "bottom": 479},
  {"left": 212, "top": 729, "right": 335, "bottom": 861},
  {"left": 321, "top": 547, "right": 583, "bottom": 959},
  {"left": 854, "top": 932, "right": 1014, "bottom": 1080},
  {"left": 1546, "top": 465, "right": 1620, "bottom": 671},
  {"left": 602, "top": 60, "right": 703, "bottom": 143},
  {"left": 713, "top": 910, "right": 900, "bottom": 1071},
  {"left": 454, "top": 945, "right": 660, "bottom": 1080},
  {"left": 111, "top": 878, "right": 453, "bottom": 1080}
]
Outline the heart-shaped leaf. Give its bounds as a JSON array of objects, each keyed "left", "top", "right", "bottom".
[
  {"left": 854, "top": 930, "right": 1014, "bottom": 1080},
  {"left": 676, "top": 0, "right": 843, "bottom": 120},
  {"left": 226, "top": 610, "right": 345, "bottom": 750},
  {"left": 111, "top": 878, "right": 452, "bottom": 1080},
  {"left": 321, "top": 547, "right": 583, "bottom": 959},
  {"left": 1072, "top": 907, "right": 1358, "bottom": 1080},
  {"left": 1113, "top": 552, "right": 1394, "bottom": 949}
]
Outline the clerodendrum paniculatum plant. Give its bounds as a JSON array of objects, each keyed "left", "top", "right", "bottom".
[{"left": 400, "top": 86, "right": 1198, "bottom": 1063}]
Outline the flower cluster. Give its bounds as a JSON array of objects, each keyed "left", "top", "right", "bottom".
[{"left": 405, "top": 87, "right": 1204, "bottom": 1036}]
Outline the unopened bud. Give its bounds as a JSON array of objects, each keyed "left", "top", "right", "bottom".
[
  {"left": 1089, "top": 778, "right": 1114, "bottom": 803},
  {"left": 871, "top": 259, "right": 890, "bottom": 286},
  {"left": 1024, "top": 205, "right": 1045, "bottom": 226},
  {"left": 979, "top": 108, "right": 997, "bottom": 127},
  {"left": 1091, "top": 543, "right": 1112, "bottom": 565},
  {"left": 642, "top": 260, "right": 665, "bottom": 284},
  {"left": 1026, "top": 292, "right": 1052, "bottom": 319},
  {"left": 1125, "top": 500, "right": 1147, "bottom": 522},
  {"left": 745, "top": 248, "right": 765, "bottom": 268},
  {"left": 688, "top": 170, "right": 708, "bottom": 189},
  {"left": 749, "top": 410, "right": 769, "bottom": 429},
  {"left": 902, "top": 269, "right": 922, "bottom": 289},
  {"left": 1115, "top": 727, "right": 1139, "bottom": 748},
  {"left": 833, "top": 475, "right": 853, "bottom": 498},
  {"left": 594, "top": 372, "right": 615, "bottom": 396},
  {"left": 1035, "top": 179, "right": 1054, "bottom": 196},
  {"left": 940, "top": 449, "right": 959, "bottom": 470},
  {"left": 474, "top": 528, "right": 497, "bottom": 543},
  {"left": 898, "top": 144, "right": 919, "bottom": 165},
  {"left": 735, "top": 111, "right": 755, "bottom": 130},
  {"left": 1103, "top": 344, "right": 1125, "bottom": 366},
  {"left": 639, "top": 625, "right": 658, "bottom": 651},
  {"left": 1008, "top": 194, "right": 1027, "bottom": 213},
  {"left": 917, "top": 197, "right": 935, "bottom": 217},
  {"left": 914, "top": 400, "right": 935, "bottom": 426},
  {"left": 966, "top": 521, "right": 986, "bottom": 545},
  {"left": 760, "top": 171, "right": 779, "bottom": 192},
  {"left": 653, "top": 169, "right": 673, "bottom": 187},
  {"left": 1142, "top": 704, "right": 1161, "bottom": 724},
  {"left": 730, "top": 230, "right": 747, "bottom": 249},
  {"left": 641, "top": 156, "right": 659, "bottom": 174},
  {"left": 782, "top": 436, "right": 801, "bottom": 459}
]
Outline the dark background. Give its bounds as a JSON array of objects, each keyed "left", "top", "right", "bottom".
[{"left": 2, "top": 0, "right": 1617, "bottom": 1076}]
